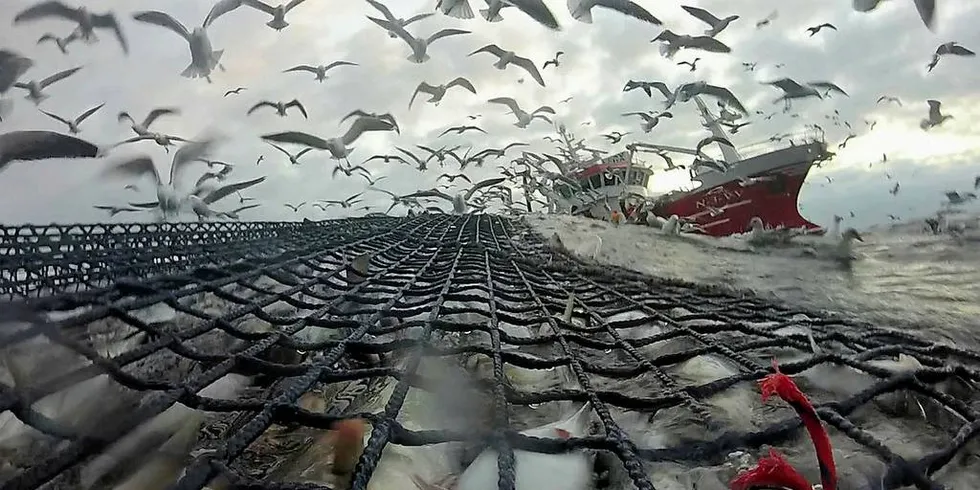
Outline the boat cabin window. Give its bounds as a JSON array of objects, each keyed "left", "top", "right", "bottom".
[
  {"left": 554, "top": 184, "right": 573, "bottom": 198},
  {"left": 627, "top": 170, "right": 646, "bottom": 186},
  {"left": 603, "top": 171, "right": 618, "bottom": 186},
  {"left": 589, "top": 174, "right": 602, "bottom": 189}
]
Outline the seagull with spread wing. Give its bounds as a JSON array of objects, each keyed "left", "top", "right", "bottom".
[
  {"left": 852, "top": 0, "right": 935, "bottom": 30},
  {"left": 39, "top": 103, "right": 104, "bottom": 134},
  {"left": 102, "top": 137, "right": 219, "bottom": 219},
  {"left": 409, "top": 77, "right": 477, "bottom": 108},
  {"left": 364, "top": 0, "right": 435, "bottom": 37},
  {"left": 267, "top": 142, "right": 313, "bottom": 165},
  {"left": 366, "top": 3, "right": 470, "bottom": 63},
  {"left": 247, "top": 99, "right": 308, "bottom": 118},
  {"left": 623, "top": 80, "right": 673, "bottom": 100},
  {"left": 94, "top": 205, "right": 144, "bottom": 218},
  {"left": 622, "top": 111, "right": 672, "bottom": 133},
  {"left": 12, "top": 66, "right": 82, "bottom": 105},
  {"left": 437, "top": 0, "right": 559, "bottom": 29},
  {"left": 0, "top": 130, "right": 100, "bottom": 174},
  {"left": 319, "top": 192, "right": 364, "bottom": 209},
  {"left": 680, "top": 5, "right": 738, "bottom": 37},
  {"left": 920, "top": 100, "right": 953, "bottom": 130},
  {"left": 487, "top": 97, "right": 555, "bottom": 128},
  {"left": 204, "top": 0, "right": 310, "bottom": 31},
  {"left": 666, "top": 82, "right": 748, "bottom": 115},
  {"left": 132, "top": 9, "right": 224, "bottom": 82},
  {"left": 926, "top": 41, "right": 975, "bottom": 72},
  {"left": 37, "top": 31, "right": 79, "bottom": 54},
  {"left": 439, "top": 125, "right": 486, "bottom": 137},
  {"left": 651, "top": 29, "right": 731, "bottom": 58},
  {"left": 469, "top": 44, "right": 546, "bottom": 86},
  {"left": 283, "top": 61, "right": 358, "bottom": 82},
  {"left": 403, "top": 177, "right": 506, "bottom": 214},
  {"left": 542, "top": 51, "right": 564, "bottom": 69},
  {"left": 764, "top": 78, "right": 847, "bottom": 104},
  {"left": 14, "top": 1, "right": 129, "bottom": 54},
  {"left": 261, "top": 115, "right": 398, "bottom": 160}
]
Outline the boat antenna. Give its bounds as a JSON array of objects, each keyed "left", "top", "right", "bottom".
[
  {"left": 554, "top": 122, "right": 585, "bottom": 171},
  {"left": 693, "top": 95, "right": 742, "bottom": 164}
]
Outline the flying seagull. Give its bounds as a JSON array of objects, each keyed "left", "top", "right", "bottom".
[
  {"left": 926, "top": 42, "right": 975, "bottom": 72},
  {"left": 364, "top": 0, "right": 435, "bottom": 37},
  {"left": 623, "top": 80, "right": 673, "bottom": 99},
  {"left": 132, "top": 10, "right": 225, "bottom": 82},
  {"left": 543, "top": 51, "right": 564, "bottom": 69},
  {"left": 0, "top": 130, "right": 100, "bottom": 173},
  {"left": 204, "top": 0, "right": 310, "bottom": 31},
  {"left": 0, "top": 51, "right": 34, "bottom": 97},
  {"left": 224, "top": 87, "right": 246, "bottom": 96},
  {"left": 680, "top": 5, "right": 738, "bottom": 37},
  {"left": 876, "top": 95, "right": 902, "bottom": 106},
  {"left": 409, "top": 77, "right": 477, "bottom": 108},
  {"left": 487, "top": 97, "right": 555, "bottom": 128},
  {"left": 622, "top": 111, "right": 672, "bottom": 133},
  {"left": 666, "top": 82, "right": 748, "bottom": 115},
  {"left": 37, "top": 31, "right": 79, "bottom": 54},
  {"left": 566, "top": 0, "right": 661, "bottom": 25},
  {"left": 248, "top": 99, "right": 308, "bottom": 118},
  {"left": 765, "top": 78, "right": 847, "bottom": 103},
  {"left": 806, "top": 23, "right": 836, "bottom": 36},
  {"left": 12, "top": 66, "right": 83, "bottom": 105},
  {"left": 14, "top": 2, "right": 129, "bottom": 54},
  {"left": 261, "top": 115, "right": 398, "bottom": 160},
  {"left": 283, "top": 61, "right": 358, "bottom": 82},
  {"left": 479, "top": 0, "right": 514, "bottom": 22},
  {"left": 118, "top": 108, "right": 179, "bottom": 137},
  {"left": 920, "top": 100, "right": 952, "bottom": 130},
  {"left": 39, "top": 103, "right": 105, "bottom": 134},
  {"left": 652, "top": 29, "right": 731, "bottom": 58},
  {"left": 266, "top": 142, "right": 313, "bottom": 165},
  {"left": 439, "top": 125, "right": 486, "bottom": 137},
  {"left": 469, "top": 44, "right": 546, "bottom": 86},
  {"left": 366, "top": 7, "right": 470, "bottom": 63}
]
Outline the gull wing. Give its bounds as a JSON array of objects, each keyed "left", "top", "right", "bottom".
[
  {"left": 262, "top": 131, "right": 332, "bottom": 149},
  {"left": 365, "top": 0, "right": 397, "bottom": 20},
  {"left": 242, "top": 0, "right": 277, "bottom": 15},
  {"left": 402, "top": 189, "right": 454, "bottom": 202},
  {"left": 247, "top": 101, "right": 277, "bottom": 115},
  {"left": 695, "top": 135, "right": 734, "bottom": 154},
  {"left": 132, "top": 11, "right": 191, "bottom": 41},
  {"left": 927, "top": 100, "right": 942, "bottom": 120},
  {"left": 284, "top": 0, "right": 308, "bottom": 13},
  {"left": 171, "top": 137, "right": 218, "bottom": 184},
  {"left": 446, "top": 77, "right": 477, "bottom": 93},
  {"left": 39, "top": 109, "right": 72, "bottom": 126},
  {"left": 203, "top": 176, "right": 267, "bottom": 205},
  {"left": 510, "top": 55, "right": 546, "bottom": 86},
  {"left": 913, "top": 0, "right": 936, "bottom": 30},
  {"left": 324, "top": 60, "right": 358, "bottom": 71},
  {"left": 90, "top": 12, "right": 129, "bottom": 54},
  {"left": 204, "top": 0, "right": 245, "bottom": 27},
  {"left": 75, "top": 103, "right": 105, "bottom": 124},
  {"left": 0, "top": 51, "right": 34, "bottom": 94},
  {"left": 0, "top": 130, "right": 100, "bottom": 170},
  {"left": 808, "top": 81, "right": 848, "bottom": 97},
  {"left": 688, "top": 35, "right": 731, "bottom": 52},
  {"left": 266, "top": 141, "right": 292, "bottom": 158},
  {"left": 533, "top": 105, "right": 556, "bottom": 115},
  {"left": 487, "top": 96, "right": 522, "bottom": 114},
  {"left": 409, "top": 82, "right": 440, "bottom": 108},
  {"left": 285, "top": 99, "right": 308, "bottom": 118},
  {"left": 14, "top": 1, "right": 84, "bottom": 24},
  {"left": 766, "top": 77, "right": 806, "bottom": 94},
  {"left": 142, "top": 107, "right": 179, "bottom": 128},
  {"left": 340, "top": 117, "right": 396, "bottom": 146},
  {"left": 681, "top": 5, "right": 721, "bottom": 25},
  {"left": 395, "top": 147, "right": 426, "bottom": 166},
  {"left": 469, "top": 43, "right": 508, "bottom": 59},
  {"left": 404, "top": 12, "right": 435, "bottom": 24},
  {"left": 502, "top": 0, "right": 559, "bottom": 29},
  {"left": 38, "top": 66, "right": 82, "bottom": 88},
  {"left": 103, "top": 156, "right": 161, "bottom": 186},
  {"left": 128, "top": 201, "right": 161, "bottom": 209},
  {"left": 700, "top": 84, "right": 748, "bottom": 114},
  {"left": 464, "top": 177, "right": 506, "bottom": 201},
  {"left": 425, "top": 28, "right": 471, "bottom": 46},
  {"left": 586, "top": 0, "right": 661, "bottom": 25},
  {"left": 283, "top": 65, "right": 318, "bottom": 73}
]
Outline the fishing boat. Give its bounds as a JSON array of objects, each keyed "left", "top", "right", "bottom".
[{"left": 549, "top": 97, "right": 833, "bottom": 237}]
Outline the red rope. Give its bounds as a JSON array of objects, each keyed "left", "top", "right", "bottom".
[{"left": 730, "top": 359, "right": 838, "bottom": 490}]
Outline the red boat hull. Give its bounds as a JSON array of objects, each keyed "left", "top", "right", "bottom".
[{"left": 662, "top": 159, "right": 822, "bottom": 237}]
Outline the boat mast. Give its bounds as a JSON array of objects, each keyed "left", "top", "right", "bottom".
[
  {"left": 556, "top": 122, "right": 584, "bottom": 171},
  {"left": 693, "top": 95, "right": 742, "bottom": 164}
]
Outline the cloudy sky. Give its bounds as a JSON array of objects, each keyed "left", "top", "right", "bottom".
[{"left": 0, "top": 0, "right": 977, "bottom": 228}]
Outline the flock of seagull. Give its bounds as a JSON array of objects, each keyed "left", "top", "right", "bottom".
[{"left": 0, "top": 0, "right": 971, "bottom": 228}]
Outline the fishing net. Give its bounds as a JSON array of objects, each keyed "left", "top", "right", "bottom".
[{"left": 0, "top": 214, "right": 978, "bottom": 490}]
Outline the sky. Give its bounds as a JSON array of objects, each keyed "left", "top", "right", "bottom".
[{"left": 0, "top": 0, "right": 977, "bottom": 229}]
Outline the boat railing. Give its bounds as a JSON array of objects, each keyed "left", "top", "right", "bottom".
[{"left": 735, "top": 128, "right": 826, "bottom": 161}]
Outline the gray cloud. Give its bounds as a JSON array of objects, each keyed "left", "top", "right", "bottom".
[{"left": 0, "top": 0, "right": 977, "bottom": 226}]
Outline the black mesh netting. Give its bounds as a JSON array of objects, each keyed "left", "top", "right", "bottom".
[{"left": 0, "top": 214, "right": 978, "bottom": 490}]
